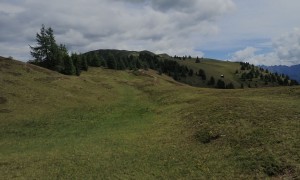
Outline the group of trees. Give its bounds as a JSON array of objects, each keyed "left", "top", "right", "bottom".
[
  {"left": 238, "top": 62, "right": 299, "bottom": 86},
  {"left": 29, "top": 26, "right": 225, "bottom": 88},
  {"left": 30, "top": 26, "right": 297, "bottom": 88},
  {"left": 29, "top": 25, "right": 200, "bottom": 82},
  {"left": 82, "top": 51, "right": 196, "bottom": 81},
  {"left": 173, "top": 55, "right": 192, "bottom": 60},
  {"left": 29, "top": 25, "right": 88, "bottom": 76}
]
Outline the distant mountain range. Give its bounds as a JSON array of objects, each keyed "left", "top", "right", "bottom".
[{"left": 260, "top": 64, "right": 300, "bottom": 83}]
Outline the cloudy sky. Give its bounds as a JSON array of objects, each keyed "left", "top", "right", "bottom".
[{"left": 1, "top": 0, "right": 300, "bottom": 66}]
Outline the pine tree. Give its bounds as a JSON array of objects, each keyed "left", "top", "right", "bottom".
[
  {"left": 71, "top": 53, "right": 82, "bottom": 76},
  {"left": 216, "top": 79, "right": 226, "bottom": 89},
  {"left": 63, "top": 56, "right": 75, "bottom": 75},
  {"left": 92, "top": 53, "right": 101, "bottom": 67},
  {"left": 226, "top": 82, "right": 235, "bottom": 89},
  {"left": 107, "top": 53, "right": 117, "bottom": 69},
  {"left": 30, "top": 24, "right": 48, "bottom": 64},
  {"left": 198, "top": 69, "right": 206, "bottom": 80},
  {"left": 207, "top": 76, "right": 215, "bottom": 86},
  {"left": 188, "top": 69, "right": 194, "bottom": 76},
  {"left": 117, "top": 57, "right": 126, "bottom": 70},
  {"left": 195, "top": 56, "right": 200, "bottom": 63},
  {"left": 81, "top": 54, "right": 88, "bottom": 71},
  {"left": 30, "top": 25, "right": 68, "bottom": 72},
  {"left": 136, "top": 59, "right": 142, "bottom": 69}
]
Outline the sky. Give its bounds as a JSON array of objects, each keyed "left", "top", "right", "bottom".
[{"left": 1, "top": 0, "right": 300, "bottom": 66}]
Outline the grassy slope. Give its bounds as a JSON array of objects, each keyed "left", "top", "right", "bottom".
[
  {"left": 174, "top": 58, "right": 241, "bottom": 87},
  {"left": 1, "top": 57, "right": 299, "bottom": 179}
]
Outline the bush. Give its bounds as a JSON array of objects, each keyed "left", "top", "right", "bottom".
[
  {"left": 194, "top": 130, "right": 220, "bottom": 144},
  {"left": 216, "top": 79, "right": 226, "bottom": 89}
]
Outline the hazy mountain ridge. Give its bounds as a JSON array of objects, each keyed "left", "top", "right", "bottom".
[{"left": 261, "top": 64, "right": 300, "bottom": 83}]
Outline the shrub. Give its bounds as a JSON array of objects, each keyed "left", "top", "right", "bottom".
[{"left": 194, "top": 130, "right": 220, "bottom": 144}]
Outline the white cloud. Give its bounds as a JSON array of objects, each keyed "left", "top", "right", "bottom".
[
  {"left": 273, "top": 28, "right": 300, "bottom": 65},
  {"left": 231, "top": 47, "right": 258, "bottom": 61},
  {"left": 0, "top": 0, "right": 235, "bottom": 61},
  {"left": 231, "top": 28, "right": 300, "bottom": 66},
  {"left": 1, "top": 0, "right": 300, "bottom": 66}
]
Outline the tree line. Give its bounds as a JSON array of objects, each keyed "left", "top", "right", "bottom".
[
  {"left": 29, "top": 25, "right": 236, "bottom": 89},
  {"left": 30, "top": 26, "right": 297, "bottom": 89},
  {"left": 238, "top": 62, "right": 299, "bottom": 86}
]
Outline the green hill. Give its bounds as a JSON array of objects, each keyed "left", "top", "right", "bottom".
[
  {"left": 84, "top": 49, "right": 297, "bottom": 89},
  {"left": 1, "top": 56, "right": 300, "bottom": 179}
]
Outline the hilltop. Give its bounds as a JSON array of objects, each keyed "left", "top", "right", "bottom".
[
  {"left": 1, "top": 56, "right": 299, "bottom": 179},
  {"left": 27, "top": 25, "right": 298, "bottom": 90},
  {"left": 84, "top": 49, "right": 298, "bottom": 88}
]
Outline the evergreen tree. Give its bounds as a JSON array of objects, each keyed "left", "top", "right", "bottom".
[
  {"left": 207, "top": 76, "right": 215, "bottom": 86},
  {"left": 107, "top": 53, "right": 117, "bottom": 69},
  {"left": 136, "top": 59, "right": 142, "bottom": 69},
  {"left": 81, "top": 55, "right": 88, "bottom": 71},
  {"left": 216, "top": 79, "right": 226, "bottom": 89},
  {"left": 71, "top": 53, "right": 82, "bottom": 76},
  {"left": 30, "top": 25, "right": 69, "bottom": 72},
  {"left": 188, "top": 69, "right": 194, "bottom": 76},
  {"left": 226, "top": 82, "right": 235, "bottom": 89},
  {"left": 100, "top": 56, "right": 106, "bottom": 67},
  {"left": 290, "top": 80, "right": 299, "bottom": 86},
  {"left": 283, "top": 77, "right": 289, "bottom": 86},
  {"left": 117, "top": 57, "right": 126, "bottom": 70},
  {"left": 158, "top": 68, "right": 163, "bottom": 75},
  {"left": 198, "top": 69, "right": 206, "bottom": 80},
  {"left": 91, "top": 53, "right": 101, "bottom": 67},
  {"left": 30, "top": 25, "right": 48, "bottom": 64},
  {"left": 195, "top": 56, "right": 200, "bottom": 63},
  {"left": 63, "top": 56, "right": 75, "bottom": 75}
]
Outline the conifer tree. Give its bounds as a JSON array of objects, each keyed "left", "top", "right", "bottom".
[
  {"left": 195, "top": 56, "right": 200, "bottom": 63},
  {"left": 117, "top": 57, "right": 126, "bottom": 70},
  {"left": 216, "top": 79, "right": 226, "bottom": 89},
  {"left": 63, "top": 56, "right": 75, "bottom": 75},
  {"left": 30, "top": 25, "right": 69, "bottom": 72},
  {"left": 188, "top": 69, "right": 194, "bottom": 76},
  {"left": 207, "top": 76, "right": 215, "bottom": 86},
  {"left": 107, "top": 53, "right": 117, "bottom": 69},
  {"left": 92, "top": 53, "right": 101, "bottom": 67},
  {"left": 71, "top": 53, "right": 82, "bottom": 76},
  {"left": 81, "top": 54, "right": 88, "bottom": 71}
]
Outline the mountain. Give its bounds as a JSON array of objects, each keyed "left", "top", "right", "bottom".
[
  {"left": 261, "top": 64, "right": 300, "bottom": 83},
  {"left": 1, "top": 56, "right": 300, "bottom": 178}
]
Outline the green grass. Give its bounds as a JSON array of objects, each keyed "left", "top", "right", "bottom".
[
  {"left": 173, "top": 58, "right": 242, "bottom": 87},
  {"left": 1, "top": 57, "right": 299, "bottom": 179}
]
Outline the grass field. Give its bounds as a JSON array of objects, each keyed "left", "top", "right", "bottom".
[
  {"left": 1, "top": 57, "right": 299, "bottom": 179},
  {"left": 172, "top": 58, "right": 242, "bottom": 87}
]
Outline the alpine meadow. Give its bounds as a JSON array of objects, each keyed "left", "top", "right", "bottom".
[
  {"left": 0, "top": 5, "right": 300, "bottom": 180},
  {"left": 1, "top": 47, "right": 300, "bottom": 179}
]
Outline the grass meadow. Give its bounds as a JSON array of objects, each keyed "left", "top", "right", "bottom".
[{"left": 1, "top": 58, "right": 299, "bottom": 179}]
